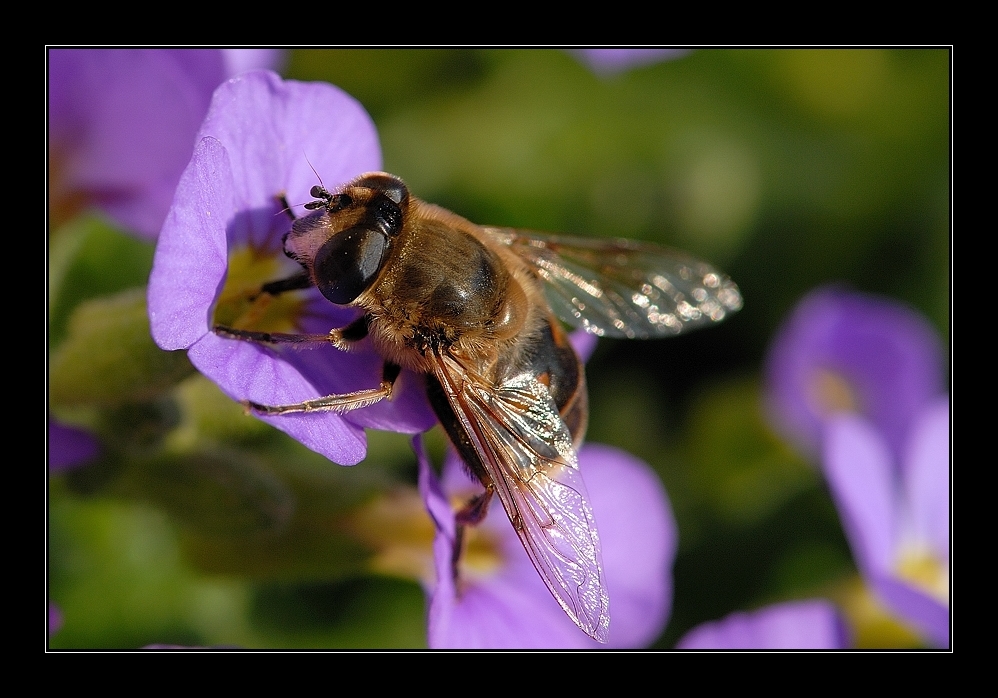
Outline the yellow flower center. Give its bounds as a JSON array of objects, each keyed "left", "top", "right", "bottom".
[
  {"left": 808, "top": 367, "right": 861, "bottom": 416},
  {"left": 895, "top": 544, "right": 949, "bottom": 604},
  {"left": 831, "top": 575, "right": 923, "bottom": 648},
  {"left": 346, "top": 488, "right": 504, "bottom": 589},
  {"left": 347, "top": 489, "right": 437, "bottom": 582},
  {"left": 457, "top": 515, "right": 504, "bottom": 581},
  {"left": 213, "top": 246, "right": 305, "bottom": 333}
]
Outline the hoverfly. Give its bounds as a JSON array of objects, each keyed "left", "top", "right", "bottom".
[{"left": 214, "top": 172, "right": 742, "bottom": 643}]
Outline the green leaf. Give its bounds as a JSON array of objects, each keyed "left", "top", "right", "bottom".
[{"left": 49, "top": 288, "right": 195, "bottom": 408}]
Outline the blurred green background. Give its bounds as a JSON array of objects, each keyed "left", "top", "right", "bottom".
[{"left": 48, "top": 48, "right": 950, "bottom": 649}]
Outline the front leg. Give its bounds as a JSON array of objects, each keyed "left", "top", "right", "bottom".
[
  {"left": 246, "top": 361, "right": 401, "bottom": 416},
  {"left": 214, "top": 315, "right": 370, "bottom": 351}
]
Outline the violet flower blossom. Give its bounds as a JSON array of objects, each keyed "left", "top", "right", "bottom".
[
  {"left": 764, "top": 286, "right": 945, "bottom": 462},
  {"left": 48, "top": 419, "right": 100, "bottom": 473},
  {"left": 148, "top": 71, "right": 435, "bottom": 465},
  {"left": 823, "top": 399, "right": 950, "bottom": 647},
  {"left": 417, "top": 438, "right": 676, "bottom": 649},
  {"left": 49, "top": 603, "right": 63, "bottom": 635},
  {"left": 765, "top": 286, "right": 949, "bottom": 646},
  {"left": 570, "top": 49, "right": 691, "bottom": 76},
  {"left": 48, "top": 49, "right": 283, "bottom": 239},
  {"left": 676, "top": 599, "right": 849, "bottom": 650}
]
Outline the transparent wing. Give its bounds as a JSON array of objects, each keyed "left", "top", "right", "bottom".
[
  {"left": 487, "top": 228, "right": 743, "bottom": 339},
  {"left": 433, "top": 354, "right": 610, "bottom": 643}
]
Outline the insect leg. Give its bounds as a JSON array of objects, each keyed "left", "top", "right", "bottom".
[
  {"left": 451, "top": 486, "right": 494, "bottom": 584},
  {"left": 245, "top": 361, "right": 401, "bottom": 416},
  {"left": 259, "top": 271, "right": 312, "bottom": 297},
  {"left": 214, "top": 325, "right": 336, "bottom": 346},
  {"left": 214, "top": 315, "right": 370, "bottom": 350},
  {"left": 455, "top": 487, "right": 494, "bottom": 527}
]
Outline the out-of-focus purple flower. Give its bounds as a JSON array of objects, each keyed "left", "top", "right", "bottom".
[
  {"left": 569, "top": 327, "right": 599, "bottom": 363},
  {"left": 570, "top": 48, "right": 691, "bottom": 76},
  {"left": 417, "top": 438, "right": 676, "bottom": 649},
  {"left": 49, "top": 49, "right": 224, "bottom": 238},
  {"left": 221, "top": 49, "right": 286, "bottom": 78},
  {"left": 148, "top": 71, "right": 435, "bottom": 465},
  {"left": 49, "top": 603, "right": 64, "bottom": 635},
  {"left": 676, "top": 599, "right": 849, "bottom": 649},
  {"left": 823, "top": 398, "right": 950, "bottom": 647},
  {"left": 48, "top": 419, "right": 100, "bottom": 473},
  {"left": 48, "top": 49, "right": 283, "bottom": 239},
  {"left": 764, "top": 286, "right": 945, "bottom": 462}
]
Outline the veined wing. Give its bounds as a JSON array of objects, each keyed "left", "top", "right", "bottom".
[
  {"left": 486, "top": 229, "right": 743, "bottom": 339},
  {"left": 432, "top": 353, "right": 610, "bottom": 643}
]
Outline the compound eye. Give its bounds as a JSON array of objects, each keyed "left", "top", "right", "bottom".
[{"left": 312, "top": 228, "right": 389, "bottom": 305}]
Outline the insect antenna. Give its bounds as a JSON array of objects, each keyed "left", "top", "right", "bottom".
[{"left": 275, "top": 193, "right": 296, "bottom": 222}]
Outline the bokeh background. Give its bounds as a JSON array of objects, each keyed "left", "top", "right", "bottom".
[{"left": 48, "top": 48, "right": 950, "bottom": 649}]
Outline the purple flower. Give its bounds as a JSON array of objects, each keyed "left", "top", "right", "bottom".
[
  {"left": 48, "top": 419, "right": 100, "bottom": 473},
  {"left": 676, "top": 600, "right": 849, "bottom": 649},
  {"left": 148, "top": 71, "right": 435, "bottom": 465},
  {"left": 417, "top": 438, "right": 676, "bottom": 649},
  {"left": 49, "top": 603, "right": 64, "bottom": 635},
  {"left": 48, "top": 49, "right": 284, "bottom": 238},
  {"left": 221, "top": 49, "right": 286, "bottom": 78},
  {"left": 49, "top": 49, "right": 224, "bottom": 238},
  {"left": 823, "top": 398, "right": 950, "bottom": 647},
  {"left": 764, "top": 286, "right": 945, "bottom": 462},
  {"left": 570, "top": 48, "right": 692, "bottom": 76}
]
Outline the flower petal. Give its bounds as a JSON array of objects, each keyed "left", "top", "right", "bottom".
[
  {"left": 765, "top": 286, "right": 944, "bottom": 461},
  {"left": 571, "top": 49, "right": 691, "bottom": 76},
  {"left": 148, "top": 136, "right": 233, "bottom": 350},
  {"left": 823, "top": 414, "right": 897, "bottom": 576},
  {"left": 903, "top": 397, "right": 950, "bottom": 561},
  {"left": 581, "top": 444, "right": 676, "bottom": 648},
  {"left": 187, "top": 331, "right": 367, "bottom": 465},
  {"left": 676, "top": 600, "right": 849, "bottom": 649},
  {"left": 48, "top": 419, "right": 101, "bottom": 472},
  {"left": 148, "top": 73, "right": 436, "bottom": 459},
  {"left": 415, "top": 435, "right": 455, "bottom": 541},
  {"left": 872, "top": 575, "right": 949, "bottom": 648},
  {"left": 424, "top": 442, "right": 675, "bottom": 648},
  {"left": 49, "top": 49, "right": 224, "bottom": 238},
  {"left": 195, "top": 71, "right": 381, "bottom": 226}
]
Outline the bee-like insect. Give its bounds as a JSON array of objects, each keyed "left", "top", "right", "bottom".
[{"left": 215, "top": 172, "right": 742, "bottom": 643}]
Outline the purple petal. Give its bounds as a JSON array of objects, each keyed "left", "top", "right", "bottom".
[
  {"left": 431, "top": 563, "right": 595, "bottom": 649},
  {"left": 581, "top": 444, "right": 676, "bottom": 648},
  {"left": 148, "top": 72, "right": 434, "bottom": 460},
  {"left": 221, "top": 49, "right": 285, "bottom": 78},
  {"left": 49, "top": 419, "right": 101, "bottom": 472},
  {"left": 425, "top": 443, "right": 675, "bottom": 649},
  {"left": 903, "top": 397, "right": 950, "bottom": 561},
  {"left": 676, "top": 600, "right": 849, "bottom": 649},
  {"left": 194, "top": 71, "right": 381, "bottom": 220},
  {"left": 428, "top": 469, "right": 595, "bottom": 648},
  {"left": 187, "top": 332, "right": 367, "bottom": 465},
  {"left": 872, "top": 575, "right": 949, "bottom": 648},
  {"left": 569, "top": 328, "right": 599, "bottom": 364},
  {"left": 290, "top": 345, "right": 436, "bottom": 436},
  {"left": 49, "top": 49, "right": 224, "bottom": 238},
  {"left": 571, "top": 49, "right": 692, "bottom": 76},
  {"left": 414, "top": 435, "right": 455, "bottom": 541},
  {"left": 148, "top": 136, "right": 233, "bottom": 350},
  {"left": 764, "top": 286, "right": 945, "bottom": 461},
  {"left": 49, "top": 603, "right": 64, "bottom": 634},
  {"left": 822, "top": 414, "right": 897, "bottom": 576}
]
